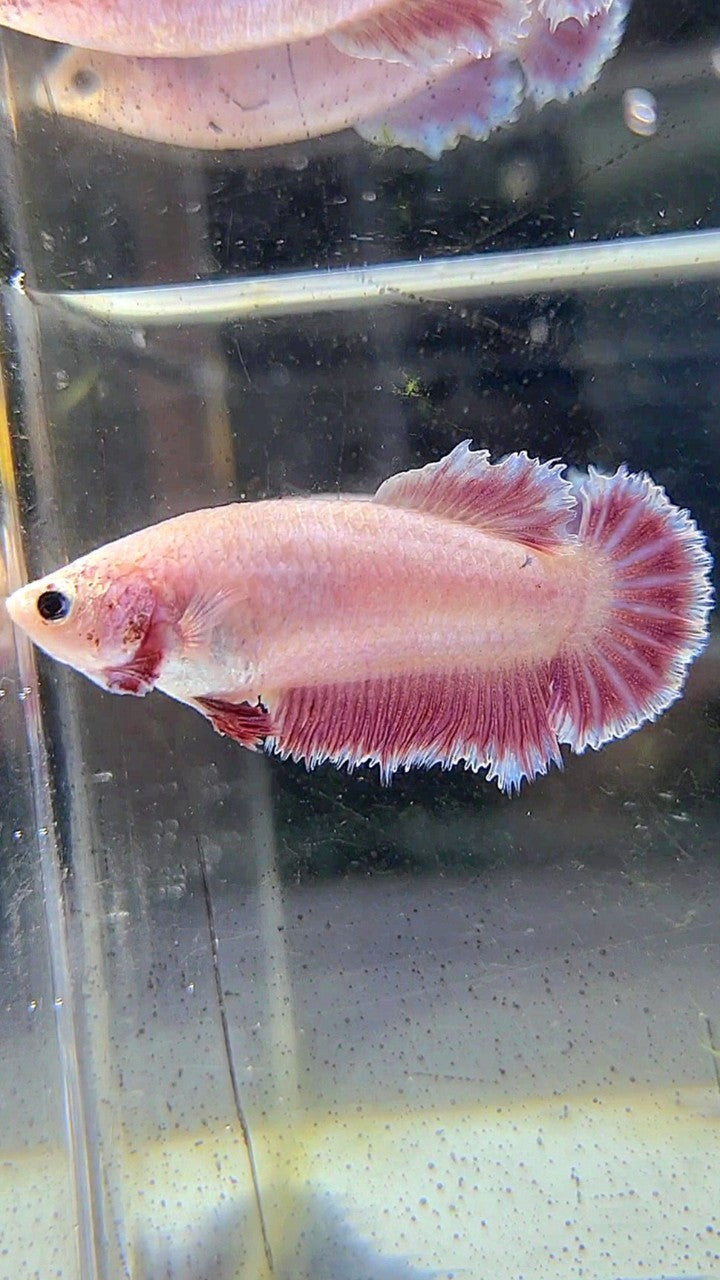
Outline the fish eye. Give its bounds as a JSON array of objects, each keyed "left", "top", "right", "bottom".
[
  {"left": 36, "top": 589, "right": 72, "bottom": 623},
  {"left": 71, "top": 67, "right": 101, "bottom": 97}
]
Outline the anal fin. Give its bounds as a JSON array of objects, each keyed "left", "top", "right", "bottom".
[
  {"left": 267, "top": 667, "right": 563, "bottom": 793},
  {"left": 331, "top": 0, "right": 530, "bottom": 68}
]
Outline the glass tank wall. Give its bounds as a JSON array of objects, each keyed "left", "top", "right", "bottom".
[{"left": 0, "top": 2, "right": 719, "bottom": 1278}]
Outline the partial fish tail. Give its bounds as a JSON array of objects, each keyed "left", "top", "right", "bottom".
[{"left": 549, "top": 466, "right": 714, "bottom": 756}]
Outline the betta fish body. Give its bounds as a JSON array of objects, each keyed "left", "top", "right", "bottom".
[
  {"left": 6, "top": 443, "right": 712, "bottom": 792},
  {"left": 0, "top": 0, "right": 531, "bottom": 62}
]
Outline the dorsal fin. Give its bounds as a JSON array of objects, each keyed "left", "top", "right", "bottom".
[{"left": 373, "top": 441, "right": 575, "bottom": 550}]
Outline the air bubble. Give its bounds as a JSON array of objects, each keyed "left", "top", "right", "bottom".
[
  {"left": 622, "top": 88, "right": 658, "bottom": 138},
  {"left": 55, "top": 370, "right": 70, "bottom": 392},
  {"left": 12, "top": 829, "right": 23, "bottom": 842},
  {"left": 27, "top": 999, "right": 38, "bottom": 1013}
]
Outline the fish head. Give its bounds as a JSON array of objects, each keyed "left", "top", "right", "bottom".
[
  {"left": 34, "top": 46, "right": 109, "bottom": 128},
  {"left": 5, "top": 555, "right": 166, "bottom": 695}
]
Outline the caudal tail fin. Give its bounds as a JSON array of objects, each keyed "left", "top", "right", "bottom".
[{"left": 550, "top": 466, "right": 713, "bottom": 756}]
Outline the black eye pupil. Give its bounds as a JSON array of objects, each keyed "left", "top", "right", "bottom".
[{"left": 37, "top": 590, "right": 71, "bottom": 622}]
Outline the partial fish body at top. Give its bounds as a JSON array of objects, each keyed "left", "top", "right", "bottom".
[
  {"left": 0, "top": 0, "right": 533, "bottom": 61},
  {"left": 5, "top": 443, "right": 712, "bottom": 793},
  {"left": 36, "top": 1, "right": 628, "bottom": 155}
]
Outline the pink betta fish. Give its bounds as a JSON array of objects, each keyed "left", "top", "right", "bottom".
[
  {"left": 5, "top": 444, "right": 712, "bottom": 792},
  {"left": 35, "top": 1, "right": 627, "bottom": 155},
  {"left": 0, "top": 0, "right": 530, "bottom": 62}
]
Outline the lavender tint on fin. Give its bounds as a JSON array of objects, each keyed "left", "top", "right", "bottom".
[
  {"left": 373, "top": 440, "right": 574, "bottom": 549},
  {"left": 331, "top": 0, "right": 531, "bottom": 69},
  {"left": 355, "top": 53, "right": 524, "bottom": 159},
  {"left": 519, "top": 0, "right": 629, "bottom": 107},
  {"left": 537, "top": 0, "right": 612, "bottom": 31}
]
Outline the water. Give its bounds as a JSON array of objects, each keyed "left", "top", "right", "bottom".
[{"left": 0, "top": 4, "right": 720, "bottom": 1279}]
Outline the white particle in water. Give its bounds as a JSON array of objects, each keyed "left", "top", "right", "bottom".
[
  {"left": 622, "top": 88, "right": 658, "bottom": 138},
  {"left": 55, "top": 370, "right": 70, "bottom": 391},
  {"left": 27, "top": 999, "right": 38, "bottom": 1013},
  {"left": 12, "top": 829, "right": 23, "bottom": 842},
  {"left": 529, "top": 316, "right": 550, "bottom": 346},
  {"left": 92, "top": 770, "right": 113, "bottom": 783}
]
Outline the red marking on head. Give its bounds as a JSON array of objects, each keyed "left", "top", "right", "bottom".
[{"left": 102, "top": 615, "right": 164, "bottom": 696}]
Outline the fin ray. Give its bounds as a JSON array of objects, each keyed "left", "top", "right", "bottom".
[
  {"left": 374, "top": 440, "right": 574, "bottom": 550},
  {"left": 549, "top": 467, "right": 713, "bottom": 753},
  {"left": 331, "top": 0, "right": 531, "bottom": 68},
  {"left": 519, "top": 1, "right": 629, "bottom": 107},
  {"left": 266, "top": 666, "right": 563, "bottom": 794}
]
